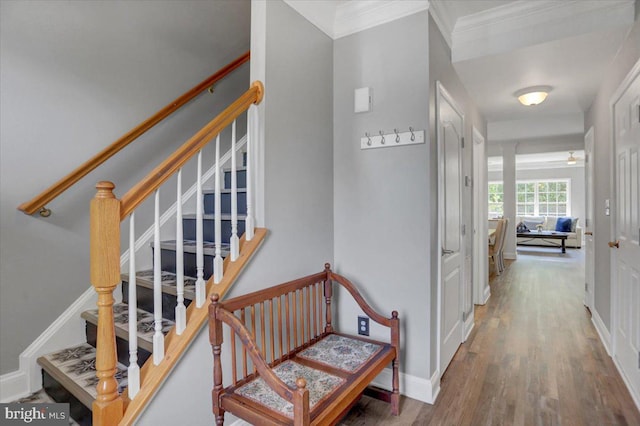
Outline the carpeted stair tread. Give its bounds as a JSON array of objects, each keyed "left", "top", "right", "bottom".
[
  {"left": 152, "top": 239, "right": 230, "bottom": 257},
  {"left": 81, "top": 303, "right": 174, "bottom": 353},
  {"left": 120, "top": 270, "right": 196, "bottom": 299},
  {"left": 37, "top": 343, "right": 128, "bottom": 410}
]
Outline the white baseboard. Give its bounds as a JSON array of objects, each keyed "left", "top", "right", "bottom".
[
  {"left": 0, "top": 287, "right": 96, "bottom": 402},
  {"left": 0, "top": 370, "right": 29, "bottom": 403},
  {"left": 464, "top": 316, "right": 474, "bottom": 342},
  {"left": 613, "top": 356, "right": 640, "bottom": 413},
  {"left": 371, "top": 368, "right": 439, "bottom": 404},
  {"left": 591, "top": 308, "right": 611, "bottom": 356},
  {"left": 482, "top": 285, "right": 491, "bottom": 305}
]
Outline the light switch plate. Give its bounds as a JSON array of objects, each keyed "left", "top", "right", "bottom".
[{"left": 354, "top": 87, "right": 371, "bottom": 113}]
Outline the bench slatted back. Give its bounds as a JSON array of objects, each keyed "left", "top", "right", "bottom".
[{"left": 220, "top": 271, "right": 331, "bottom": 386}]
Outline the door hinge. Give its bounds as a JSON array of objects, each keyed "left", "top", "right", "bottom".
[
  {"left": 638, "top": 351, "right": 640, "bottom": 369},
  {"left": 461, "top": 137, "right": 465, "bottom": 148},
  {"left": 462, "top": 224, "right": 466, "bottom": 235},
  {"left": 462, "top": 311, "right": 467, "bottom": 322},
  {"left": 465, "top": 176, "right": 471, "bottom": 187},
  {"left": 585, "top": 282, "right": 588, "bottom": 292}
]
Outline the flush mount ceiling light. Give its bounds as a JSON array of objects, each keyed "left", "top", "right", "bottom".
[
  {"left": 515, "top": 85, "right": 552, "bottom": 106},
  {"left": 567, "top": 151, "right": 577, "bottom": 165}
]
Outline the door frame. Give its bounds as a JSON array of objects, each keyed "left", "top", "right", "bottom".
[
  {"left": 609, "top": 58, "right": 640, "bottom": 362},
  {"left": 436, "top": 80, "right": 466, "bottom": 376},
  {"left": 472, "top": 127, "right": 489, "bottom": 305},
  {"left": 584, "top": 126, "right": 595, "bottom": 310}
]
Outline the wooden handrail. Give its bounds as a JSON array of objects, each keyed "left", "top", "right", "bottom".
[
  {"left": 119, "top": 81, "right": 264, "bottom": 219},
  {"left": 18, "top": 51, "right": 250, "bottom": 216}
]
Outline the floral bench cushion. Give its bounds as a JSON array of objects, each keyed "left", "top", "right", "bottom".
[
  {"left": 235, "top": 360, "right": 344, "bottom": 418},
  {"left": 298, "top": 334, "right": 382, "bottom": 372}
]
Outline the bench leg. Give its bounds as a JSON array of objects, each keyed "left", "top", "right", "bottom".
[
  {"left": 391, "top": 359, "right": 400, "bottom": 415},
  {"left": 214, "top": 407, "right": 224, "bottom": 426}
]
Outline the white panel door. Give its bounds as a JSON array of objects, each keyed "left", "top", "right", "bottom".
[
  {"left": 584, "top": 127, "right": 595, "bottom": 309},
  {"left": 437, "top": 82, "right": 465, "bottom": 375},
  {"left": 612, "top": 63, "right": 640, "bottom": 401}
]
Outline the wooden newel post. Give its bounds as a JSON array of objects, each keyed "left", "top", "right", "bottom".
[{"left": 90, "top": 182, "right": 124, "bottom": 426}]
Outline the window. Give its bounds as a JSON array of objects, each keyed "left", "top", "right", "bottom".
[
  {"left": 489, "top": 179, "right": 571, "bottom": 218},
  {"left": 488, "top": 182, "right": 504, "bottom": 218},
  {"left": 517, "top": 179, "right": 570, "bottom": 217}
]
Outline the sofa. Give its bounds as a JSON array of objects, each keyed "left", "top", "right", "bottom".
[{"left": 516, "top": 216, "right": 582, "bottom": 248}]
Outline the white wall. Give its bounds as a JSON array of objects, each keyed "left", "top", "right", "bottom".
[
  {"left": 0, "top": 0, "right": 251, "bottom": 375},
  {"left": 584, "top": 5, "right": 640, "bottom": 331}
]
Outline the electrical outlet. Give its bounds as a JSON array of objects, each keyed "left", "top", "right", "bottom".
[{"left": 358, "top": 316, "right": 369, "bottom": 336}]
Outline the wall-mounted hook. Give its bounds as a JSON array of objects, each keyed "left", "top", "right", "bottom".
[
  {"left": 394, "top": 128, "right": 400, "bottom": 143},
  {"left": 366, "top": 132, "right": 372, "bottom": 146},
  {"left": 409, "top": 127, "right": 415, "bottom": 141},
  {"left": 379, "top": 130, "right": 385, "bottom": 145}
]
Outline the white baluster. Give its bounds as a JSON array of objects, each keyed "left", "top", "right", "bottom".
[
  {"left": 153, "top": 190, "right": 164, "bottom": 365},
  {"left": 230, "top": 120, "right": 239, "bottom": 261},
  {"left": 127, "top": 213, "right": 140, "bottom": 397},
  {"left": 245, "top": 107, "right": 255, "bottom": 241},
  {"left": 175, "top": 169, "right": 186, "bottom": 334},
  {"left": 214, "top": 134, "right": 224, "bottom": 284},
  {"left": 195, "top": 151, "right": 206, "bottom": 308}
]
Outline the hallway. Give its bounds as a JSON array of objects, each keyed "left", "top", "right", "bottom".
[{"left": 341, "top": 251, "right": 640, "bottom": 425}]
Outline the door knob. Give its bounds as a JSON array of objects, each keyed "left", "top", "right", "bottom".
[
  {"left": 608, "top": 240, "right": 620, "bottom": 248},
  {"left": 442, "top": 248, "right": 454, "bottom": 255},
  {"left": 584, "top": 231, "right": 593, "bottom": 236}
]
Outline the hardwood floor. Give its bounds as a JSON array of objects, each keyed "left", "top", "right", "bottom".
[{"left": 340, "top": 248, "right": 640, "bottom": 425}]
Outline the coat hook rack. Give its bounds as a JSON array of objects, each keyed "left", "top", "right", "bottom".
[{"left": 360, "top": 127, "right": 424, "bottom": 150}]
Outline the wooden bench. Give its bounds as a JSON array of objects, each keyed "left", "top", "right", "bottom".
[{"left": 208, "top": 263, "right": 400, "bottom": 425}]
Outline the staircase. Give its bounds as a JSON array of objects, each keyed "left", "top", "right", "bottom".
[{"left": 35, "top": 156, "right": 251, "bottom": 425}]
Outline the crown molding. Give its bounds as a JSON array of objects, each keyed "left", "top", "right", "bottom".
[
  {"left": 334, "top": 0, "right": 429, "bottom": 39},
  {"left": 283, "top": 0, "right": 429, "bottom": 40},
  {"left": 428, "top": 0, "right": 453, "bottom": 48},
  {"left": 282, "top": 0, "right": 337, "bottom": 39},
  {"left": 452, "top": 0, "right": 635, "bottom": 62}
]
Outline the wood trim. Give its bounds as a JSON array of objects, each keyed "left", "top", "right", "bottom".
[
  {"left": 120, "top": 81, "right": 263, "bottom": 219},
  {"left": 17, "top": 51, "right": 250, "bottom": 216},
  {"left": 90, "top": 182, "right": 124, "bottom": 426},
  {"left": 117, "top": 228, "right": 267, "bottom": 426}
]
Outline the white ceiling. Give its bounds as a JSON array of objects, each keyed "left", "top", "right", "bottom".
[
  {"left": 431, "top": 0, "right": 636, "bottom": 142},
  {"left": 285, "top": 0, "right": 636, "bottom": 145},
  {"left": 488, "top": 150, "right": 585, "bottom": 172}
]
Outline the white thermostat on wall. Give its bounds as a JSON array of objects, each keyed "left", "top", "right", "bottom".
[{"left": 354, "top": 87, "right": 372, "bottom": 113}]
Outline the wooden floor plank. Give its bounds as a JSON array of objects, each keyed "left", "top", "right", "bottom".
[{"left": 339, "top": 248, "right": 640, "bottom": 425}]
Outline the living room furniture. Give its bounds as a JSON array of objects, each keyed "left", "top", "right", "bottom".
[
  {"left": 488, "top": 218, "right": 508, "bottom": 275},
  {"left": 208, "top": 264, "right": 400, "bottom": 425},
  {"left": 516, "top": 216, "right": 582, "bottom": 248},
  {"left": 516, "top": 230, "right": 569, "bottom": 253}
]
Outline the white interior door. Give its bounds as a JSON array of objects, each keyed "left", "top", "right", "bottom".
[
  {"left": 612, "top": 61, "right": 640, "bottom": 402},
  {"left": 585, "top": 127, "right": 595, "bottom": 309},
  {"left": 437, "top": 82, "right": 465, "bottom": 375},
  {"left": 473, "top": 128, "right": 489, "bottom": 305}
]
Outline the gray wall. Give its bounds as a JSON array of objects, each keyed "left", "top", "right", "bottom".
[
  {"left": 584, "top": 7, "right": 640, "bottom": 331},
  {"left": 428, "top": 14, "right": 487, "bottom": 374},
  {"left": 333, "top": 12, "right": 430, "bottom": 379},
  {"left": 0, "top": 0, "right": 250, "bottom": 375},
  {"left": 138, "top": 1, "right": 334, "bottom": 423}
]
